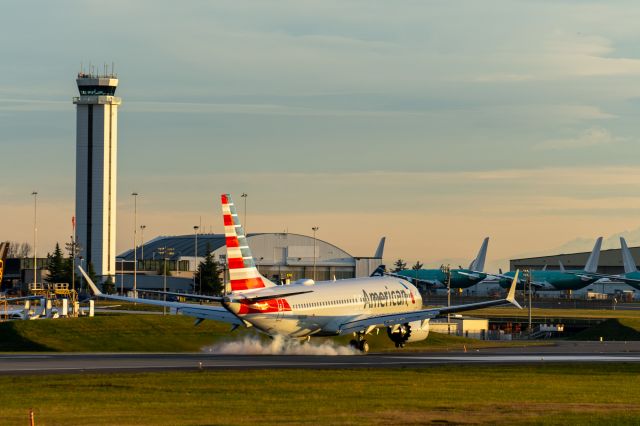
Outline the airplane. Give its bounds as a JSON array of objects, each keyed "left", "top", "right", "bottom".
[
  {"left": 496, "top": 237, "right": 603, "bottom": 292},
  {"left": 394, "top": 238, "right": 490, "bottom": 290},
  {"left": 562, "top": 237, "right": 640, "bottom": 291},
  {"left": 79, "top": 193, "right": 521, "bottom": 352}
]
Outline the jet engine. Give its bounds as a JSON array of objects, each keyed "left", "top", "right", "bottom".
[{"left": 387, "top": 320, "right": 430, "bottom": 348}]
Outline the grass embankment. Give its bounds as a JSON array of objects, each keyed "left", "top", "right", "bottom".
[
  {"left": 0, "top": 314, "right": 546, "bottom": 352},
  {"left": 571, "top": 318, "right": 640, "bottom": 341},
  {"left": 3, "top": 365, "right": 640, "bottom": 425},
  {"left": 466, "top": 306, "right": 640, "bottom": 320}
]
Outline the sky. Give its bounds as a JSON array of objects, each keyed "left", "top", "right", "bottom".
[{"left": 3, "top": 1, "right": 640, "bottom": 270}]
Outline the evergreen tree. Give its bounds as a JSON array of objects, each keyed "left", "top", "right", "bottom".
[
  {"left": 194, "top": 245, "right": 223, "bottom": 295},
  {"left": 102, "top": 276, "right": 115, "bottom": 294},
  {"left": 47, "top": 243, "right": 66, "bottom": 283},
  {"left": 392, "top": 259, "right": 407, "bottom": 273},
  {"left": 411, "top": 261, "right": 423, "bottom": 270}
]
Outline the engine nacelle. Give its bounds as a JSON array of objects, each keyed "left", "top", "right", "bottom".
[{"left": 387, "top": 320, "right": 430, "bottom": 347}]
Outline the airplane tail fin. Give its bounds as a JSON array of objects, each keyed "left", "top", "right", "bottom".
[
  {"left": 620, "top": 237, "right": 638, "bottom": 274},
  {"left": 374, "top": 237, "right": 386, "bottom": 259},
  {"left": 221, "top": 194, "right": 276, "bottom": 292},
  {"left": 558, "top": 261, "right": 565, "bottom": 273},
  {"left": 370, "top": 265, "right": 386, "bottom": 277},
  {"left": 584, "top": 237, "right": 603, "bottom": 273},
  {"left": 468, "top": 237, "right": 489, "bottom": 271}
]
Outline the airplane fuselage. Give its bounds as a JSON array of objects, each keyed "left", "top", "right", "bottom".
[
  {"left": 499, "top": 270, "right": 598, "bottom": 291},
  {"left": 224, "top": 276, "right": 423, "bottom": 338},
  {"left": 397, "top": 269, "right": 487, "bottom": 289}
]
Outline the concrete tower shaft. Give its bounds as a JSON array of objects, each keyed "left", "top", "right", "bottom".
[{"left": 73, "top": 72, "right": 121, "bottom": 280}]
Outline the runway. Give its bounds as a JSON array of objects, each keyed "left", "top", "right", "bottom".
[{"left": 2, "top": 343, "right": 640, "bottom": 375}]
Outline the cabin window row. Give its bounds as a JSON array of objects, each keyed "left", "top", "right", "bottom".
[{"left": 292, "top": 297, "right": 364, "bottom": 309}]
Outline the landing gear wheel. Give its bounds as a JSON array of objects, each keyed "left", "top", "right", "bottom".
[
  {"left": 349, "top": 339, "right": 358, "bottom": 349},
  {"left": 358, "top": 340, "right": 369, "bottom": 353}
]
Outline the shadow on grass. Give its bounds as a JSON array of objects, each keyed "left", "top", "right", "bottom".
[
  {"left": 570, "top": 318, "right": 640, "bottom": 341},
  {"left": 0, "top": 322, "right": 53, "bottom": 351}
]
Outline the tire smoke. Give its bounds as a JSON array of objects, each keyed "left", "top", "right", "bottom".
[{"left": 203, "top": 335, "right": 359, "bottom": 355}]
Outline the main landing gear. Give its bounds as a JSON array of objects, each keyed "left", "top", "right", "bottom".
[{"left": 349, "top": 333, "right": 369, "bottom": 353}]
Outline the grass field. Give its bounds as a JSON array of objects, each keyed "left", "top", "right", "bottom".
[
  {"left": 0, "top": 314, "right": 548, "bottom": 352},
  {"left": 2, "top": 364, "right": 640, "bottom": 425},
  {"left": 465, "top": 306, "right": 640, "bottom": 320}
]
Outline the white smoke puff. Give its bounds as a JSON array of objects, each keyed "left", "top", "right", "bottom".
[{"left": 203, "top": 335, "right": 360, "bottom": 356}]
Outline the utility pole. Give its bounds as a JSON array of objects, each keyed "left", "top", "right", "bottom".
[
  {"left": 441, "top": 264, "right": 451, "bottom": 333},
  {"left": 312, "top": 226, "right": 319, "bottom": 281},
  {"left": 193, "top": 225, "right": 199, "bottom": 294},
  {"left": 241, "top": 193, "right": 248, "bottom": 234},
  {"left": 132, "top": 192, "right": 139, "bottom": 299},
  {"left": 32, "top": 191, "right": 38, "bottom": 289},
  {"left": 156, "top": 246, "right": 174, "bottom": 315},
  {"left": 140, "top": 225, "right": 146, "bottom": 270},
  {"left": 524, "top": 269, "right": 532, "bottom": 335}
]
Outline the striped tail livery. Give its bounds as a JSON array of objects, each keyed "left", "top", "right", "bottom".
[{"left": 221, "top": 193, "right": 276, "bottom": 292}]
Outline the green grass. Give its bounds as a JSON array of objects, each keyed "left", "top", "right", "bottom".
[
  {"left": 571, "top": 318, "right": 640, "bottom": 341},
  {"left": 0, "top": 314, "right": 548, "bottom": 352},
  {"left": 2, "top": 365, "right": 640, "bottom": 425},
  {"left": 465, "top": 306, "right": 640, "bottom": 319}
]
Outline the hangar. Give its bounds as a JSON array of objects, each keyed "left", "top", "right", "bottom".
[
  {"left": 510, "top": 245, "right": 640, "bottom": 275},
  {"left": 116, "top": 232, "right": 384, "bottom": 291}
]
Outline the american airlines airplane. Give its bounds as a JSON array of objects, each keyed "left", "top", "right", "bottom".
[{"left": 80, "top": 193, "right": 521, "bottom": 352}]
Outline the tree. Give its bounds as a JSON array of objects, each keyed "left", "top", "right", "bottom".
[
  {"left": 102, "top": 276, "right": 115, "bottom": 294},
  {"left": 7, "top": 241, "right": 31, "bottom": 258},
  {"left": 194, "top": 245, "right": 223, "bottom": 295},
  {"left": 392, "top": 259, "right": 407, "bottom": 273},
  {"left": 47, "top": 243, "right": 66, "bottom": 283},
  {"left": 411, "top": 261, "right": 423, "bottom": 270}
]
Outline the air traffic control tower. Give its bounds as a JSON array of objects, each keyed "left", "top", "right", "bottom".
[{"left": 73, "top": 71, "right": 121, "bottom": 280}]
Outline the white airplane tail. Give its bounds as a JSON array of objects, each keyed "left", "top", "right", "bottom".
[
  {"left": 468, "top": 237, "right": 489, "bottom": 272},
  {"left": 221, "top": 194, "right": 277, "bottom": 292},
  {"left": 620, "top": 237, "right": 638, "bottom": 274},
  {"left": 584, "top": 237, "right": 603, "bottom": 274},
  {"left": 374, "top": 237, "right": 386, "bottom": 259}
]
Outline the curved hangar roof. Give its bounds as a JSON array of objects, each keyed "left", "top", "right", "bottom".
[{"left": 118, "top": 233, "right": 356, "bottom": 266}]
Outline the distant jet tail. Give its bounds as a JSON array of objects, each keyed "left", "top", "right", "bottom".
[
  {"left": 558, "top": 261, "right": 565, "bottom": 273},
  {"left": 620, "top": 237, "right": 638, "bottom": 274},
  {"left": 374, "top": 237, "right": 386, "bottom": 259},
  {"left": 468, "top": 237, "right": 489, "bottom": 272},
  {"left": 370, "top": 265, "right": 386, "bottom": 277},
  {"left": 221, "top": 194, "right": 277, "bottom": 292},
  {"left": 584, "top": 237, "right": 603, "bottom": 273}
]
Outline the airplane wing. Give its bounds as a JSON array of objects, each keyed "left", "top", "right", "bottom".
[
  {"left": 79, "top": 267, "right": 243, "bottom": 325},
  {"left": 337, "top": 271, "right": 522, "bottom": 335}
]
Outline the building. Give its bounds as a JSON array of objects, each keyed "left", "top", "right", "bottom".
[
  {"left": 116, "top": 233, "right": 384, "bottom": 292},
  {"left": 510, "top": 245, "right": 640, "bottom": 275},
  {"left": 73, "top": 70, "right": 121, "bottom": 280}
]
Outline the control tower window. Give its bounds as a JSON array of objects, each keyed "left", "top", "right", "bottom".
[{"left": 78, "top": 86, "right": 117, "bottom": 96}]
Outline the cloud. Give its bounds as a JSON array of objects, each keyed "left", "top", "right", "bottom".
[{"left": 534, "top": 127, "right": 623, "bottom": 150}]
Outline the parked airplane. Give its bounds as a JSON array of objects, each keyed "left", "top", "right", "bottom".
[
  {"left": 565, "top": 237, "right": 640, "bottom": 291},
  {"left": 496, "top": 237, "right": 603, "bottom": 291},
  {"left": 80, "top": 194, "right": 521, "bottom": 352},
  {"left": 394, "top": 238, "right": 490, "bottom": 289}
]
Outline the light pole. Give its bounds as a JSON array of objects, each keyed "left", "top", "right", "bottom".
[
  {"left": 156, "top": 246, "right": 174, "bottom": 315},
  {"left": 140, "top": 225, "right": 146, "bottom": 271},
  {"left": 32, "top": 191, "right": 38, "bottom": 288},
  {"left": 241, "top": 193, "right": 248, "bottom": 233},
  {"left": 312, "top": 226, "right": 319, "bottom": 281},
  {"left": 131, "top": 192, "right": 138, "bottom": 298},
  {"left": 193, "top": 225, "right": 199, "bottom": 294}
]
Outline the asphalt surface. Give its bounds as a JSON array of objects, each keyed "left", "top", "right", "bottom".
[{"left": 1, "top": 341, "right": 640, "bottom": 375}]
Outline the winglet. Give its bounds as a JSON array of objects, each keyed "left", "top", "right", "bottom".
[
  {"left": 506, "top": 269, "right": 522, "bottom": 309},
  {"left": 78, "top": 266, "right": 103, "bottom": 296},
  {"left": 558, "top": 261, "right": 565, "bottom": 273}
]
